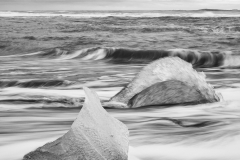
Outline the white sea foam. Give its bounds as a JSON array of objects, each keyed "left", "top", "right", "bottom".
[
  {"left": 130, "top": 138, "right": 240, "bottom": 160},
  {"left": 0, "top": 137, "right": 58, "bottom": 160}
]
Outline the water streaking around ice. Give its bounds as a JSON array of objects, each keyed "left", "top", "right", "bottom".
[
  {"left": 1, "top": 88, "right": 240, "bottom": 160},
  {"left": 1, "top": 10, "right": 240, "bottom": 160}
]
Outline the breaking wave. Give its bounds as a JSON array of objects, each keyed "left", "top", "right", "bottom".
[
  {"left": 7, "top": 47, "right": 237, "bottom": 68},
  {"left": 2, "top": 46, "right": 240, "bottom": 68}
]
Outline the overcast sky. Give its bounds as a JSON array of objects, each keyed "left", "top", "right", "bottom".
[{"left": 0, "top": 0, "right": 240, "bottom": 10}]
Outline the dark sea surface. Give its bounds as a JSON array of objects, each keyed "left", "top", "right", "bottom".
[{"left": 1, "top": 10, "right": 240, "bottom": 160}]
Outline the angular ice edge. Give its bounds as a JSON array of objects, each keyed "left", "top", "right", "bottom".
[
  {"left": 23, "top": 87, "right": 129, "bottom": 160},
  {"left": 110, "top": 57, "right": 221, "bottom": 108}
]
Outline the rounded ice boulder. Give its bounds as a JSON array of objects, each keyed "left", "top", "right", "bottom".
[{"left": 109, "top": 57, "right": 221, "bottom": 108}]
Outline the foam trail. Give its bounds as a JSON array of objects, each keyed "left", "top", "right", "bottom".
[
  {"left": 0, "top": 87, "right": 119, "bottom": 99},
  {"left": 0, "top": 51, "right": 43, "bottom": 58}
]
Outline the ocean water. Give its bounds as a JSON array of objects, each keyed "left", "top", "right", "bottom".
[{"left": 1, "top": 10, "right": 240, "bottom": 160}]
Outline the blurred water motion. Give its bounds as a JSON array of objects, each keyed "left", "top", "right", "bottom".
[{"left": 1, "top": 10, "right": 240, "bottom": 160}]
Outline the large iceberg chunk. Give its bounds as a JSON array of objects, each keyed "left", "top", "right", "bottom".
[{"left": 23, "top": 87, "right": 129, "bottom": 160}]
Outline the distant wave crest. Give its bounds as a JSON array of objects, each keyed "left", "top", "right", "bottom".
[{"left": 1, "top": 11, "right": 240, "bottom": 18}]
